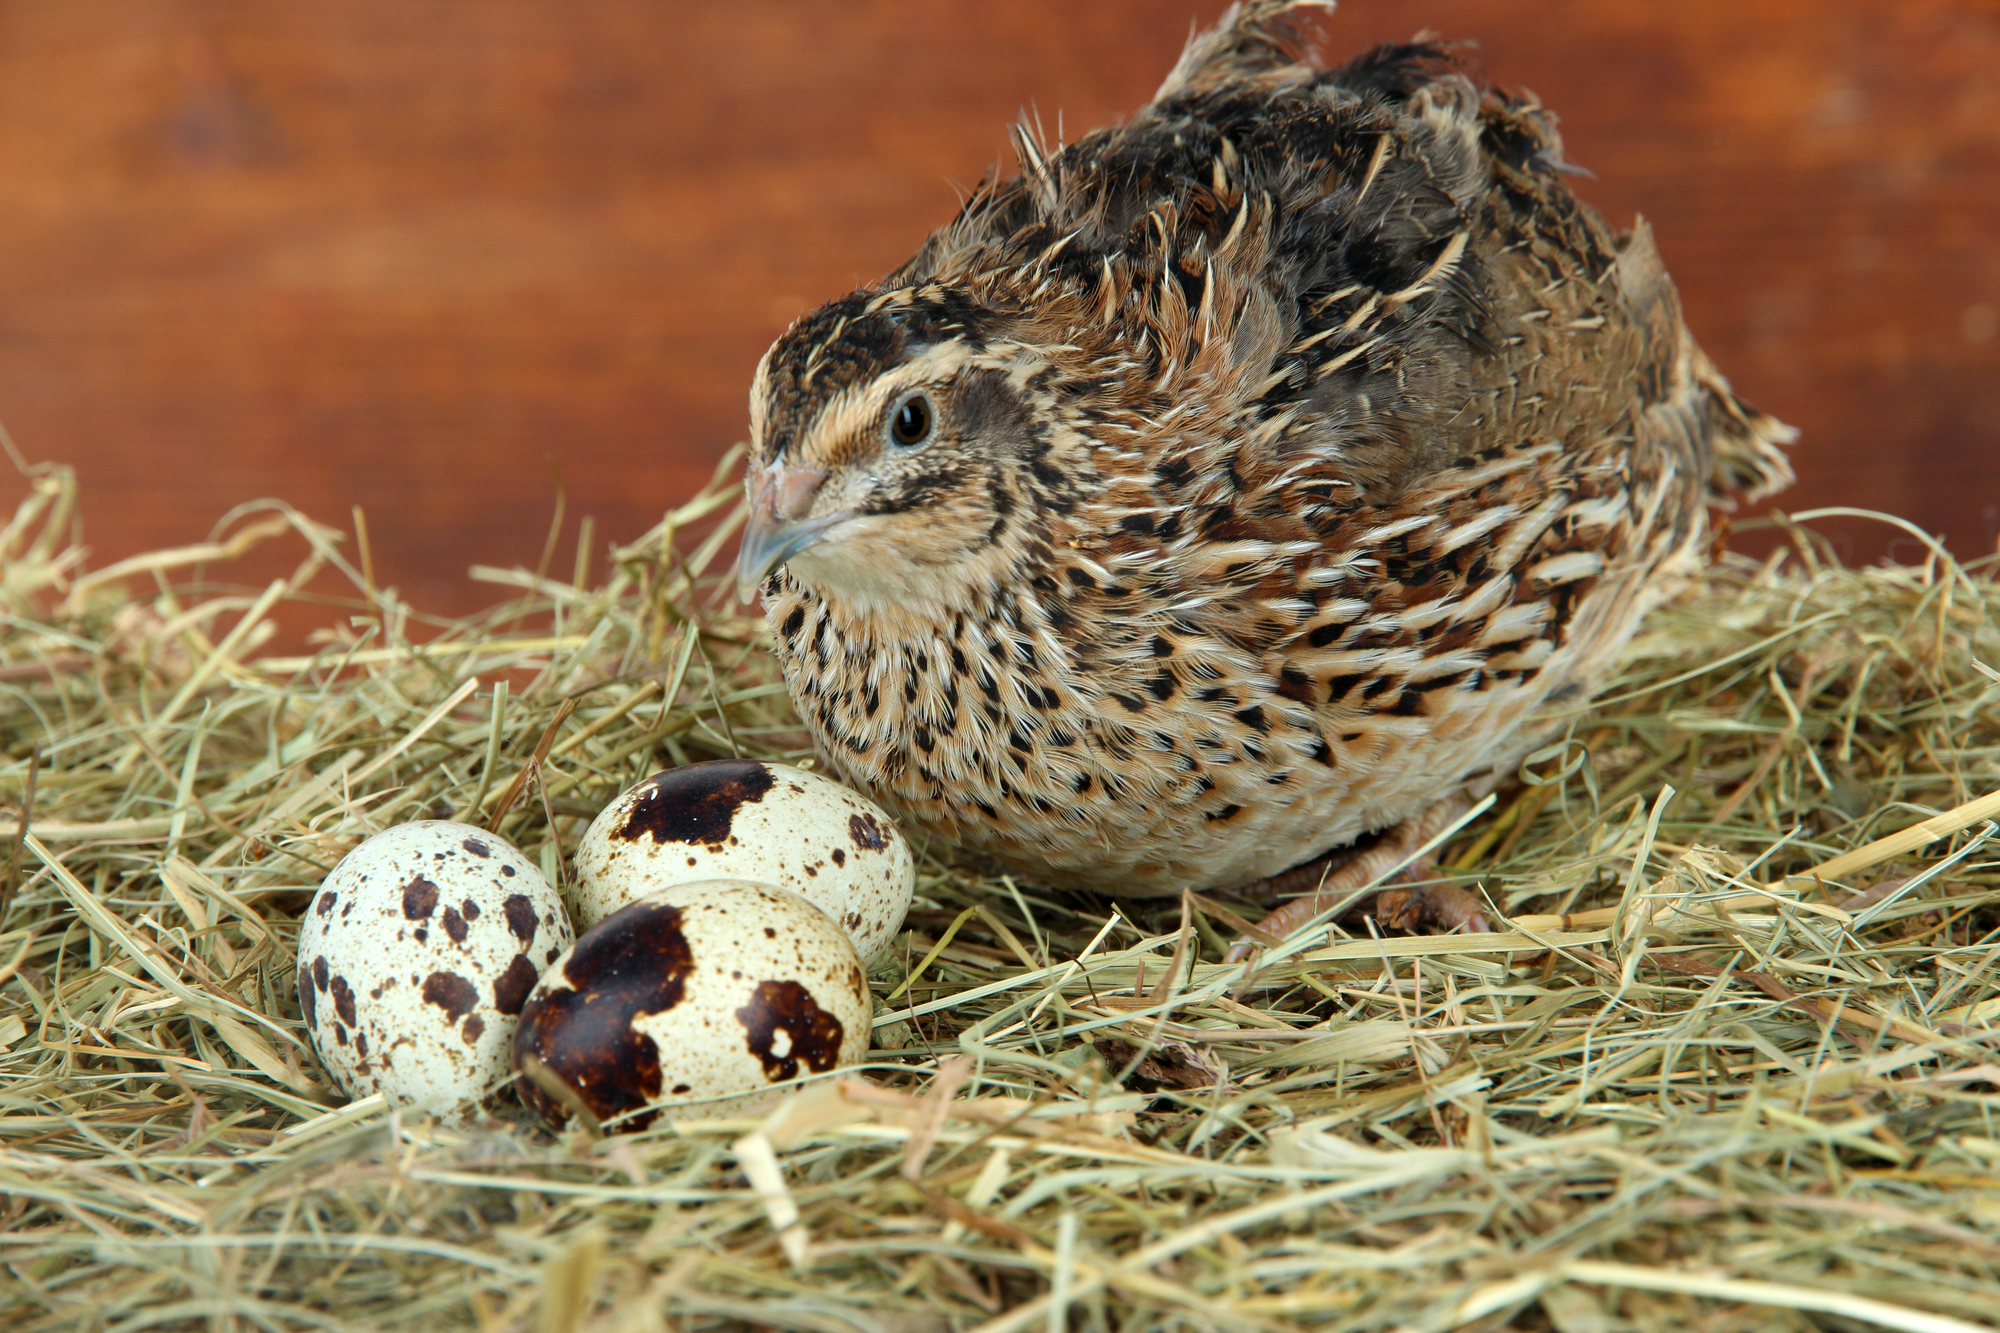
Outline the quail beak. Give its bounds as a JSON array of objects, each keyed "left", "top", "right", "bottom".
[{"left": 735, "top": 461, "right": 846, "bottom": 602}]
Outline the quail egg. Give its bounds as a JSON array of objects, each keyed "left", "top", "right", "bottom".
[
  {"left": 571, "top": 760, "right": 914, "bottom": 966},
  {"left": 512, "top": 878, "right": 872, "bottom": 1131},
  {"left": 295, "top": 820, "right": 573, "bottom": 1117}
]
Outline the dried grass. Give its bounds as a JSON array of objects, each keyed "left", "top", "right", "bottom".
[{"left": 2, "top": 448, "right": 1998, "bottom": 1333}]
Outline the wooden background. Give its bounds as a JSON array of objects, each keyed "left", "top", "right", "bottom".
[{"left": 1, "top": 1, "right": 1995, "bottom": 616}]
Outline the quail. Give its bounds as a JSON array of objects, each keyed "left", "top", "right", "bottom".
[{"left": 734, "top": 1, "right": 1793, "bottom": 948}]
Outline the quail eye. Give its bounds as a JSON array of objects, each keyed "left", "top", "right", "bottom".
[{"left": 888, "top": 393, "right": 934, "bottom": 448}]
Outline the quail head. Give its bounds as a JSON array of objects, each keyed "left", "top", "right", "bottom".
[{"left": 734, "top": 1, "right": 1793, "bottom": 942}]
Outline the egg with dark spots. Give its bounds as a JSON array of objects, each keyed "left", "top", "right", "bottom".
[
  {"left": 571, "top": 762, "right": 914, "bottom": 967},
  {"left": 513, "top": 879, "right": 871, "bottom": 1131},
  {"left": 295, "top": 820, "right": 574, "bottom": 1119}
]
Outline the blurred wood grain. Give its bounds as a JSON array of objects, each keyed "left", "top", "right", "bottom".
[{"left": 0, "top": 0, "right": 1994, "bottom": 616}]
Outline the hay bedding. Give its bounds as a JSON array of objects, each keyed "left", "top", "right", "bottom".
[{"left": 1, "top": 447, "right": 1998, "bottom": 1333}]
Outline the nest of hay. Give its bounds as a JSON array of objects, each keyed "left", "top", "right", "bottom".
[{"left": 2, "top": 449, "right": 1998, "bottom": 1333}]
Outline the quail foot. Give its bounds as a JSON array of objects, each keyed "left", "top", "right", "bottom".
[{"left": 735, "top": 1, "right": 1793, "bottom": 954}]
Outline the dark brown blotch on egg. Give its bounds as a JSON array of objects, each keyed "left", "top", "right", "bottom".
[
  {"left": 422, "top": 971, "right": 479, "bottom": 1022},
  {"left": 297, "top": 963, "right": 317, "bottom": 1026},
  {"left": 462, "top": 837, "right": 491, "bottom": 858},
  {"left": 615, "top": 760, "right": 775, "bottom": 847},
  {"left": 848, "top": 812, "right": 889, "bottom": 851},
  {"left": 316, "top": 892, "right": 337, "bottom": 915},
  {"left": 402, "top": 876, "right": 440, "bottom": 920},
  {"left": 493, "top": 954, "right": 539, "bottom": 1016},
  {"left": 330, "top": 975, "right": 358, "bottom": 1027},
  {"left": 462, "top": 898, "right": 481, "bottom": 920},
  {"left": 503, "top": 893, "right": 538, "bottom": 945},
  {"left": 462, "top": 1014, "right": 485, "bottom": 1045},
  {"left": 737, "top": 979, "right": 846, "bottom": 1083},
  {"left": 511, "top": 899, "right": 694, "bottom": 1130},
  {"left": 312, "top": 956, "right": 330, "bottom": 991},
  {"left": 442, "top": 906, "right": 468, "bottom": 944}
]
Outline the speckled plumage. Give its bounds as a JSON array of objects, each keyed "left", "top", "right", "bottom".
[{"left": 737, "top": 2, "right": 1793, "bottom": 904}]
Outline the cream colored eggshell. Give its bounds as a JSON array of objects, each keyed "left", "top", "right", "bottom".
[
  {"left": 296, "top": 821, "right": 573, "bottom": 1117},
  {"left": 514, "top": 879, "right": 872, "bottom": 1129},
  {"left": 571, "top": 760, "right": 913, "bottom": 966}
]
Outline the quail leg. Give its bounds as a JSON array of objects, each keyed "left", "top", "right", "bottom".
[{"left": 1223, "top": 796, "right": 1491, "bottom": 963}]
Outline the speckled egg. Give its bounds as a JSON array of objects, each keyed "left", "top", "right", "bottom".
[
  {"left": 512, "top": 879, "right": 872, "bottom": 1131},
  {"left": 570, "top": 761, "right": 914, "bottom": 967},
  {"left": 295, "top": 821, "right": 574, "bottom": 1117}
]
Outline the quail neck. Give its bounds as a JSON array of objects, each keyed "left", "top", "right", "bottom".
[{"left": 734, "top": 1, "right": 1792, "bottom": 901}]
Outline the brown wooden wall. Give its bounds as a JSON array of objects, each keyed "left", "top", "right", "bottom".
[{"left": 1, "top": 1, "right": 1996, "bottom": 615}]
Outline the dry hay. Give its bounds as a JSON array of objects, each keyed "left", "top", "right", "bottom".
[{"left": 2, "top": 447, "right": 1998, "bottom": 1333}]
